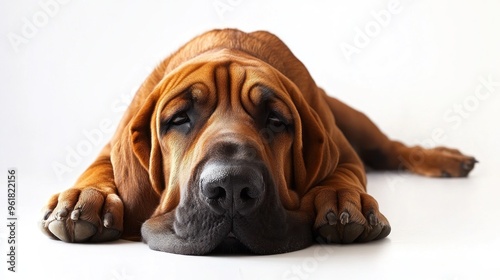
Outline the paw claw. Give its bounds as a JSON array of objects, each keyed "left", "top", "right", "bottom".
[
  {"left": 340, "top": 212, "right": 350, "bottom": 225},
  {"left": 43, "top": 210, "right": 52, "bottom": 220},
  {"left": 70, "top": 208, "right": 81, "bottom": 221},
  {"left": 461, "top": 158, "right": 478, "bottom": 171},
  {"left": 56, "top": 208, "right": 68, "bottom": 220},
  {"left": 103, "top": 212, "right": 113, "bottom": 228}
]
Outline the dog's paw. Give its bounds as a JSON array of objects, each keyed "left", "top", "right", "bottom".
[
  {"left": 40, "top": 188, "right": 123, "bottom": 242},
  {"left": 405, "top": 146, "right": 477, "bottom": 178},
  {"left": 313, "top": 188, "right": 390, "bottom": 244}
]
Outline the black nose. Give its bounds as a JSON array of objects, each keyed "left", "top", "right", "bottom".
[{"left": 200, "top": 164, "right": 264, "bottom": 216}]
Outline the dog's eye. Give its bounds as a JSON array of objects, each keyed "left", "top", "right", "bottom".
[
  {"left": 266, "top": 114, "right": 286, "bottom": 132},
  {"left": 170, "top": 113, "right": 190, "bottom": 126}
]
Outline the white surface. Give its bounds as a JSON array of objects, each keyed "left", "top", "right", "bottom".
[{"left": 1, "top": 0, "right": 500, "bottom": 279}]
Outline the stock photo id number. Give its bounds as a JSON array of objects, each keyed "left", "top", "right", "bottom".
[{"left": 6, "top": 169, "right": 18, "bottom": 273}]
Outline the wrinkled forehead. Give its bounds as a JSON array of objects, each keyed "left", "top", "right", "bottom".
[{"left": 154, "top": 48, "right": 296, "bottom": 112}]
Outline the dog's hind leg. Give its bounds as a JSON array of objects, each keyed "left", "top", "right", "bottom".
[{"left": 322, "top": 91, "right": 477, "bottom": 177}]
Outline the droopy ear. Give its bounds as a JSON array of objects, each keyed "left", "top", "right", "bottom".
[
  {"left": 130, "top": 92, "right": 165, "bottom": 195},
  {"left": 279, "top": 77, "right": 340, "bottom": 196}
]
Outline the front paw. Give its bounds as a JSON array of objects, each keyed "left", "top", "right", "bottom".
[
  {"left": 313, "top": 188, "right": 390, "bottom": 244},
  {"left": 40, "top": 187, "right": 123, "bottom": 243}
]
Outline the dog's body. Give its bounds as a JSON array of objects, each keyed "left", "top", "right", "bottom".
[{"left": 41, "top": 29, "right": 476, "bottom": 255}]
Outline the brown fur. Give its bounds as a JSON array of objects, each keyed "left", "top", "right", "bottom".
[{"left": 40, "top": 29, "right": 476, "bottom": 252}]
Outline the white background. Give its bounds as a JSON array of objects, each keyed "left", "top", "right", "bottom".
[{"left": 1, "top": 0, "right": 500, "bottom": 279}]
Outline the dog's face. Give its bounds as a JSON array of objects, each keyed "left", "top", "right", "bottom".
[{"left": 136, "top": 50, "right": 317, "bottom": 254}]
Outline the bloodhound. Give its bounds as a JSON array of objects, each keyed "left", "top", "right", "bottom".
[{"left": 40, "top": 29, "right": 476, "bottom": 255}]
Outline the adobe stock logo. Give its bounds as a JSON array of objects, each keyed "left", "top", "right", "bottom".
[
  {"left": 51, "top": 90, "right": 135, "bottom": 182},
  {"left": 213, "top": 0, "right": 244, "bottom": 20},
  {"left": 339, "top": 0, "right": 403, "bottom": 62},
  {"left": 7, "top": 0, "right": 72, "bottom": 53},
  {"left": 444, "top": 75, "right": 500, "bottom": 129},
  {"left": 386, "top": 74, "right": 499, "bottom": 189},
  {"left": 281, "top": 241, "right": 335, "bottom": 280}
]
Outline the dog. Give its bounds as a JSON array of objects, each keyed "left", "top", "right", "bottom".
[{"left": 40, "top": 29, "right": 476, "bottom": 255}]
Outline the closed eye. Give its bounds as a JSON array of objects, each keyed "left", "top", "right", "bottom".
[
  {"left": 170, "top": 112, "right": 190, "bottom": 126},
  {"left": 266, "top": 113, "right": 287, "bottom": 132},
  {"left": 161, "top": 111, "right": 192, "bottom": 135}
]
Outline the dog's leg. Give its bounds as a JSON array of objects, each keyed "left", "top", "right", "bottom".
[
  {"left": 323, "top": 92, "right": 477, "bottom": 177},
  {"left": 301, "top": 164, "right": 391, "bottom": 243},
  {"left": 40, "top": 144, "right": 124, "bottom": 242}
]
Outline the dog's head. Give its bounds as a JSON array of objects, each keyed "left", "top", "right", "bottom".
[{"left": 129, "top": 49, "right": 337, "bottom": 254}]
